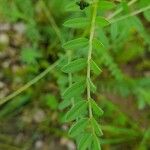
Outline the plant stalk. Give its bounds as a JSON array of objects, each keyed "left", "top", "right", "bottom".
[
  {"left": 87, "top": 1, "right": 98, "bottom": 118},
  {"left": 0, "top": 61, "right": 59, "bottom": 106}
]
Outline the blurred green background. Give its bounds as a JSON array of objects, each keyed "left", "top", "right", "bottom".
[{"left": 0, "top": 0, "right": 150, "bottom": 149}]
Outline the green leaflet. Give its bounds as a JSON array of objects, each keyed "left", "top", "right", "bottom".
[
  {"left": 21, "top": 47, "right": 42, "bottom": 65},
  {"left": 121, "top": 0, "right": 129, "bottom": 13},
  {"left": 111, "top": 22, "right": 118, "bottom": 41},
  {"left": 91, "top": 118, "right": 103, "bottom": 136},
  {"left": 45, "top": 94, "right": 58, "bottom": 110},
  {"left": 90, "top": 98, "right": 104, "bottom": 117},
  {"left": 65, "top": 101, "right": 88, "bottom": 121},
  {"left": 96, "top": 17, "right": 110, "bottom": 27},
  {"left": 139, "top": 0, "right": 150, "bottom": 22},
  {"left": 97, "top": 28, "right": 109, "bottom": 47},
  {"left": 98, "top": 1, "right": 116, "bottom": 10},
  {"left": 90, "top": 59, "right": 102, "bottom": 75},
  {"left": 144, "top": 11, "right": 150, "bottom": 22},
  {"left": 69, "top": 118, "right": 89, "bottom": 137},
  {"left": 59, "top": 96, "right": 84, "bottom": 110},
  {"left": 93, "top": 38, "right": 104, "bottom": 50},
  {"left": 63, "top": 17, "right": 89, "bottom": 28},
  {"left": 62, "top": 38, "right": 88, "bottom": 50},
  {"left": 87, "top": 77, "right": 97, "bottom": 93},
  {"left": 78, "top": 133, "right": 92, "bottom": 150},
  {"left": 58, "top": 98, "right": 71, "bottom": 110},
  {"left": 65, "top": 2, "right": 79, "bottom": 12},
  {"left": 62, "top": 80, "right": 86, "bottom": 100},
  {"left": 61, "top": 58, "right": 87, "bottom": 73},
  {"left": 92, "top": 135, "right": 101, "bottom": 150}
]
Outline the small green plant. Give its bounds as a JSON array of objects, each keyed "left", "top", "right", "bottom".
[
  {"left": 0, "top": 0, "right": 150, "bottom": 149},
  {"left": 60, "top": 0, "right": 115, "bottom": 149}
]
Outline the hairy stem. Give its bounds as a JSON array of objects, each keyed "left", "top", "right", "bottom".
[{"left": 87, "top": 1, "right": 98, "bottom": 118}]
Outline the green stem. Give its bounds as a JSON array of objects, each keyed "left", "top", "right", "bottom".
[
  {"left": 41, "top": 0, "right": 62, "bottom": 42},
  {"left": 0, "top": 61, "right": 59, "bottom": 106},
  {"left": 87, "top": 1, "right": 98, "bottom": 118}
]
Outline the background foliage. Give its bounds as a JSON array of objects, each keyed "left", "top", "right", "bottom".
[{"left": 0, "top": 0, "right": 150, "bottom": 149}]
